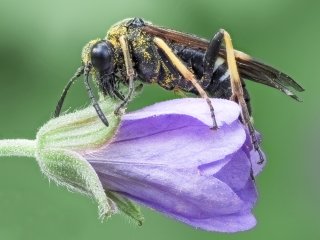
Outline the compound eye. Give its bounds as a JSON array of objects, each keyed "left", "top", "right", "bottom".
[{"left": 90, "top": 41, "right": 113, "bottom": 72}]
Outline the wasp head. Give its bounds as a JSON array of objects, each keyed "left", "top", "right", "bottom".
[
  {"left": 90, "top": 40, "right": 115, "bottom": 74},
  {"left": 81, "top": 39, "right": 118, "bottom": 97},
  {"left": 82, "top": 39, "right": 115, "bottom": 73}
]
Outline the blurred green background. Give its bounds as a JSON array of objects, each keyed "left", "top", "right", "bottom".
[{"left": 0, "top": 0, "right": 319, "bottom": 239}]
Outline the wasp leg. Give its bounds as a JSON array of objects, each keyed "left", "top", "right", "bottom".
[
  {"left": 153, "top": 37, "right": 218, "bottom": 129},
  {"left": 221, "top": 29, "right": 265, "bottom": 164},
  {"left": 114, "top": 36, "right": 135, "bottom": 115},
  {"left": 202, "top": 30, "right": 224, "bottom": 83},
  {"left": 84, "top": 67, "right": 109, "bottom": 127},
  {"left": 113, "top": 88, "right": 125, "bottom": 101},
  {"left": 54, "top": 66, "right": 84, "bottom": 117}
]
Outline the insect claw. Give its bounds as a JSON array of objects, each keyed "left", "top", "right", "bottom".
[
  {"left": 210, "top": 114, "right": 219, "bottom": 130},
  {"left": 257, "top": 149, "right": 265, "bottom": 165},
  {"left": 114, "top": 107, "right": 125, "bottom": 116},
  {"left": 210, "top": 125, "right": 219, "bottom": 131}
]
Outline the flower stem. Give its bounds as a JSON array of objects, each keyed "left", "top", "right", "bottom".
[{"left": 0, "top": 139, "right": 36, "bottom": 158}]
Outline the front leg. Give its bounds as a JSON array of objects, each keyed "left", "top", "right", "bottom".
[{"left": 114, "top": 36, "right": 135, "bottom": 115}]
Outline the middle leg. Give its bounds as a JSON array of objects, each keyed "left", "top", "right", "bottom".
[{"left": 153, "top": 37, "right": 218, "bottom": 129}]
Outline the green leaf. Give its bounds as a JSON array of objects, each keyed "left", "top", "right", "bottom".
[{"left": 106, "top": 191, "right": 144, "bottom": 226}]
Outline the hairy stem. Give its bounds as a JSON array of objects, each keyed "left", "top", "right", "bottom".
[{"left": 0, "top": 139, "right": 36, "bottom": 158}]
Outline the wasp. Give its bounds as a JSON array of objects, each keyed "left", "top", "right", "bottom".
[{"left": 54, "top": 18, "right": 304, "bottom": 164}]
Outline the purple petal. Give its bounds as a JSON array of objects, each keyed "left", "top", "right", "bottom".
[
  {"left": 124, "top": 98, "right": 241, "bottom": 127},
  {"left": 83, "top": 98, "right": 264, "bottom": 232},
  {"left": 172, "top": 211, "right": 256, "bottom": 233}
]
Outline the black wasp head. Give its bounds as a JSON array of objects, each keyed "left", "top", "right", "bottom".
[
  {"left": 90, "top": 40, "right": 115, "bottom": 73},
  {"left": 89, "top": 40, "right": 119, "bottom": 97}
]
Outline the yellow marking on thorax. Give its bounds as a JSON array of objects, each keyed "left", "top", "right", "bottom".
[
  {"left": 106, "top": 24, "right": 128, "bottom": 48},
  {"left": 106, "top": 20, "right": 153, "bottom": 65},
  {"left": 131, "top": 30, "right": 152, "bottom": 61}
]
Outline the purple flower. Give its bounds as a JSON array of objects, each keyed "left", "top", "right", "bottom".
[{"left": 81, "top": 98, "right": 265, "bottom": 233}]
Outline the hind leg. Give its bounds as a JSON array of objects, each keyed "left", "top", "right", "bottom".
[
  {"left": 223, "top": 30, "right": 264, "bottom": 164},
  {"left": 203, "top": 29, "right": 264, "bottom": 164}
]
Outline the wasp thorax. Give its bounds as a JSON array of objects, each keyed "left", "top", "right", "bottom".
[{"left": 90, "top": 41, "right": 114, "bottom": 73}]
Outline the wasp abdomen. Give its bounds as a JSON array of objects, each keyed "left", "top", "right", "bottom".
[
  {"left": 173, "top": 45, "right": 252, "bottom": 113},
  {"left": 174, "top": 45, "right": 231, "bottom": 83}
]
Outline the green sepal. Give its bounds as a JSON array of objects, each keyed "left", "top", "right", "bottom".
[
  {"left": 37, "top": 99, "right": 120, "bottom": 151},
  {"left": 106, "top": 191, "right": 144, "bottom": 226},
  {"left": 33, "top": 99, "right": 121, "bottom": 219},
  {"left": 0, "top": 98, "right": 144, "bottom": 223},
  {"left": 37, "top": 148, "right": 117, "bottom": 219}
]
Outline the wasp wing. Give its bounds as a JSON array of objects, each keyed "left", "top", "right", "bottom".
[{"left": 143, "top": 25, "right": 304, "bottom": 101}]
